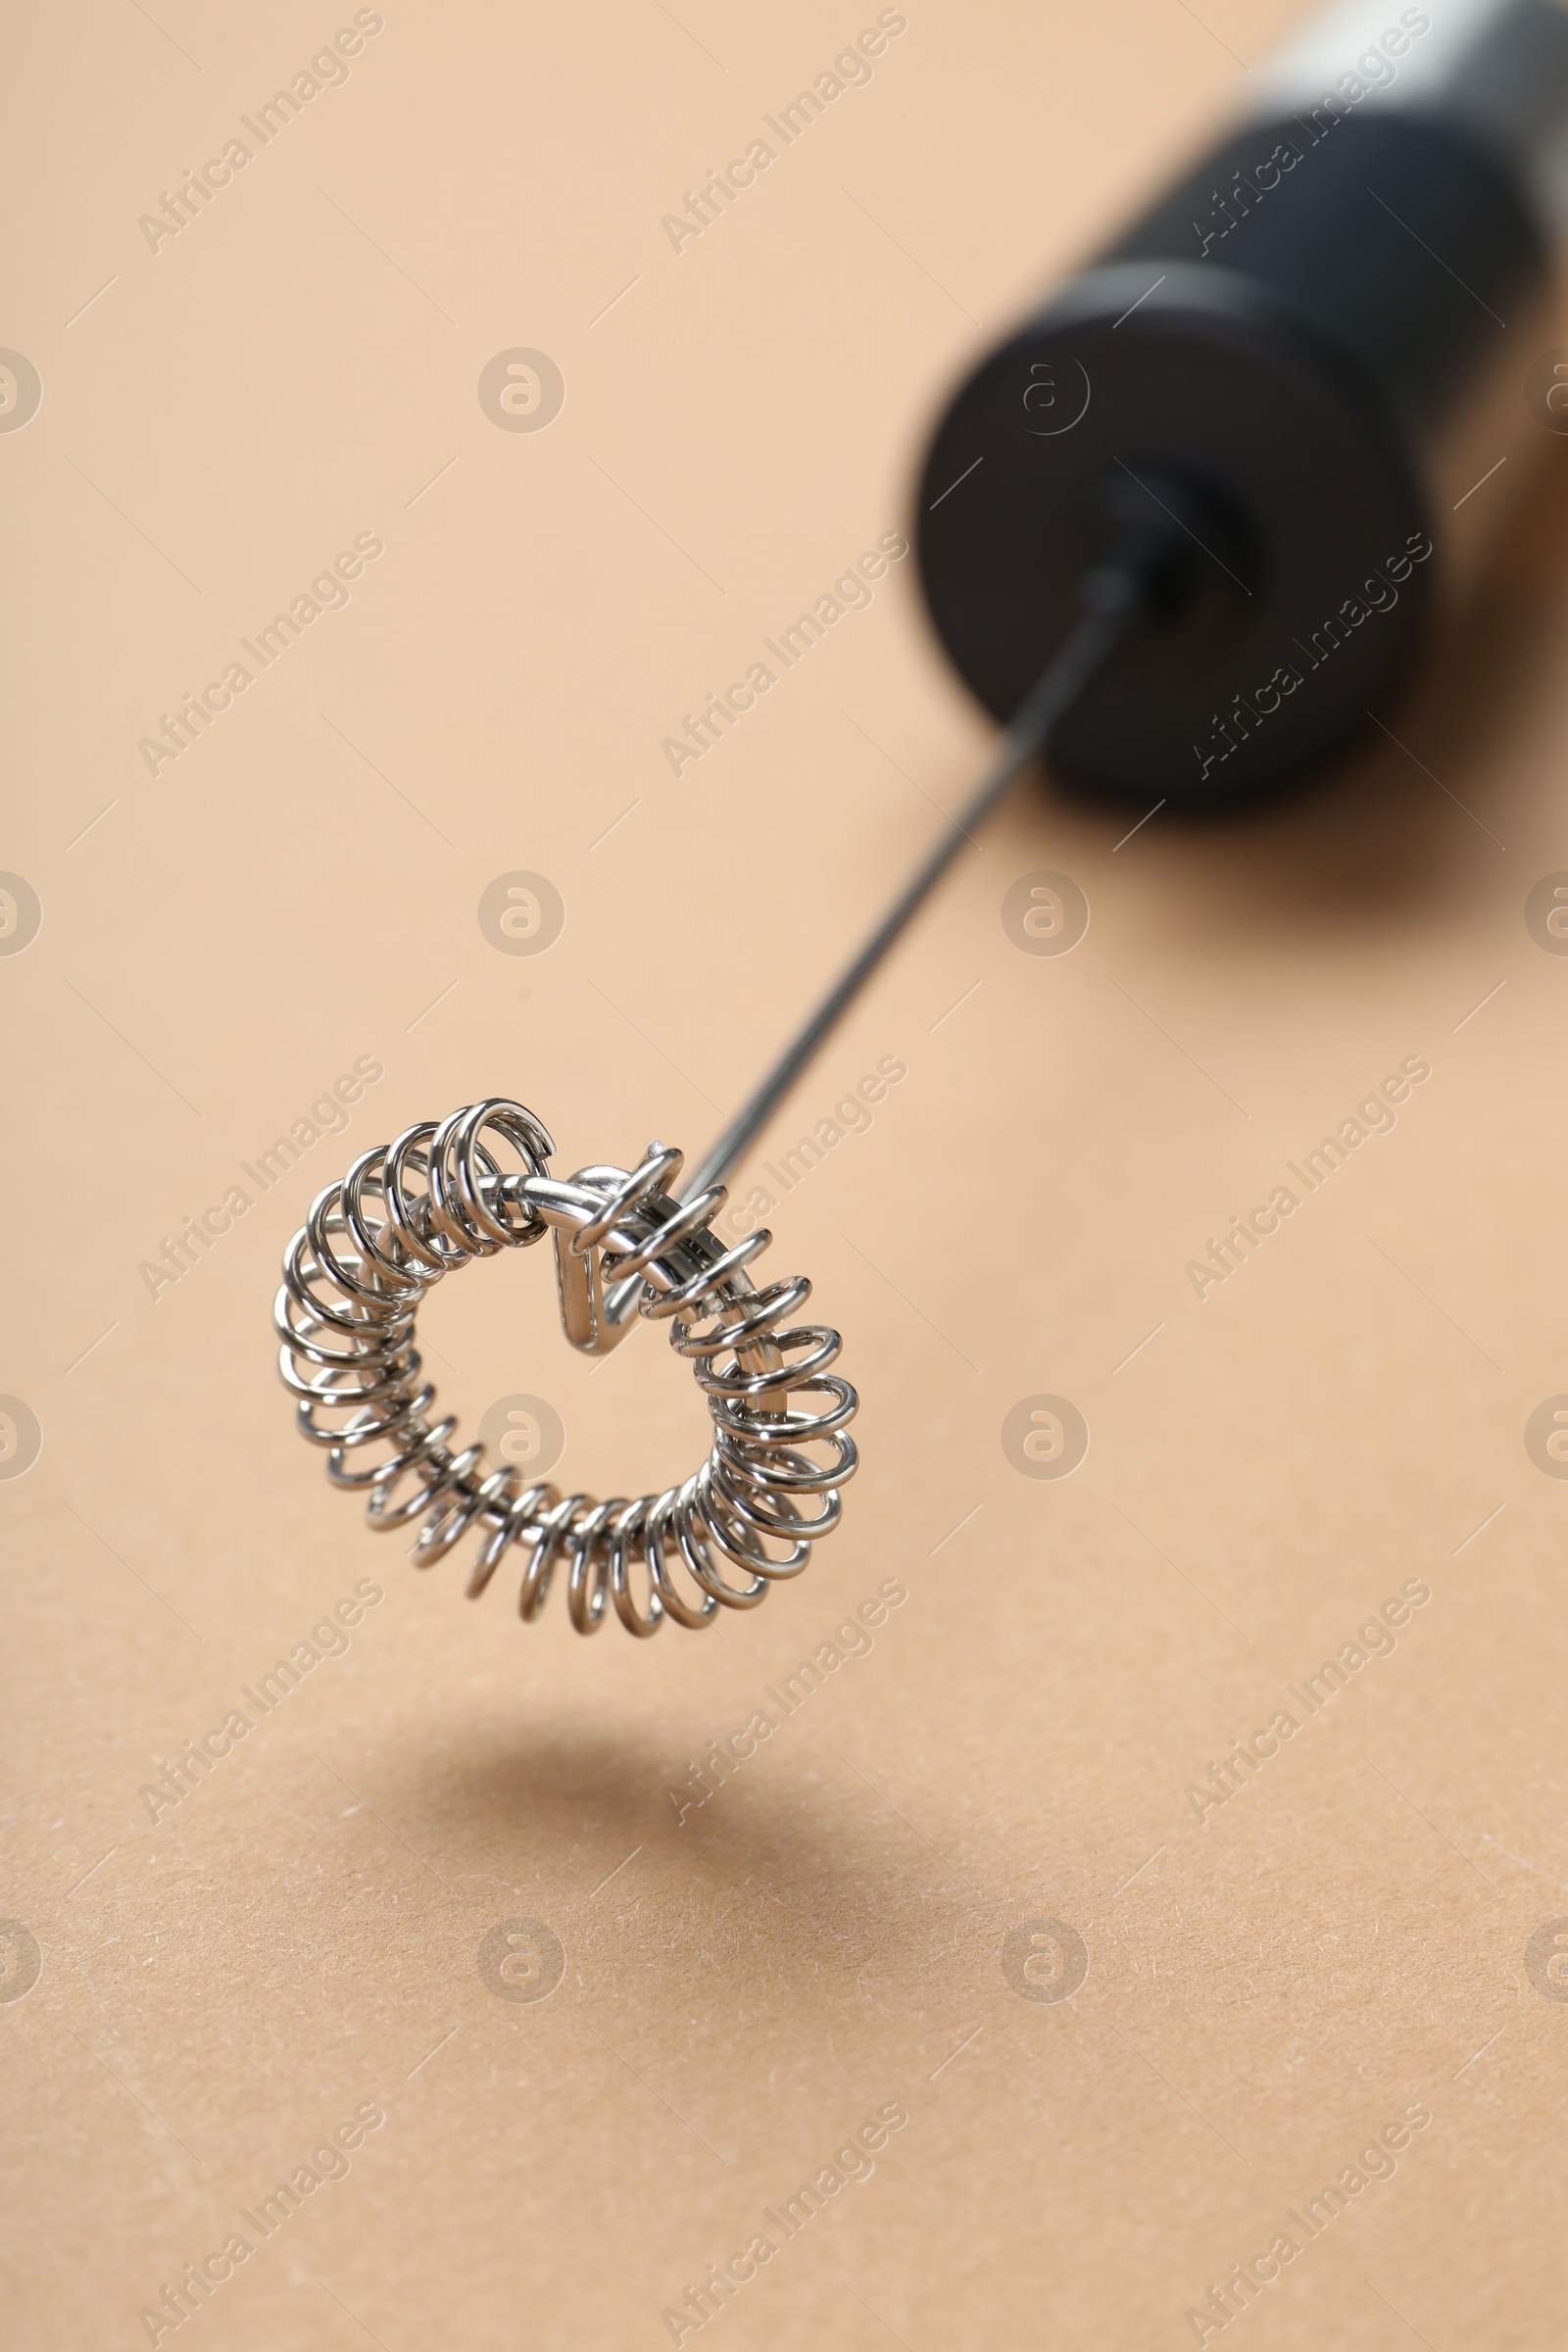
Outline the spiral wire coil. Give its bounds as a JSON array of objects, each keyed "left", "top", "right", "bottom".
[{"left": 274, "top": 1100, "right": 858, "bottom": 1638}]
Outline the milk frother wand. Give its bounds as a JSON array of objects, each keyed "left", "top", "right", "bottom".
[{"left": 278, "top": 0, "right": 1568, "bottom": 1640}]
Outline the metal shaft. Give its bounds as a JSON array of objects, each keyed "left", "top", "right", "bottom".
[{"left": 682, "top": 571, "right": 1152, "bottom": 1203}]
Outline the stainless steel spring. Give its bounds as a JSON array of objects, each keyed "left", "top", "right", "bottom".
[{"left": 274, "top": 1099, "right": 858, "bottom": 1637}]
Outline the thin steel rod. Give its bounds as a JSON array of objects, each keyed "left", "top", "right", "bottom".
[{"left": 683, "top": 581, "right": 1146, "bottom": 1202}]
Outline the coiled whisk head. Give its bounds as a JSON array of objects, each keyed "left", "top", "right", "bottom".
[{"left": 274, "top": 1098, "right": 858, "bottom": 1638}]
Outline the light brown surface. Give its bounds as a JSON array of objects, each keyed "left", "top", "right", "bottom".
[{"left": 7, "top": 2, "right": 1568, "bottom": 2346}]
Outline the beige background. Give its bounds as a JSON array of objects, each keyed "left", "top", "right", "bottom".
[{"left": 7, "top": 0, "right": 1568, "bottom": 2344}]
